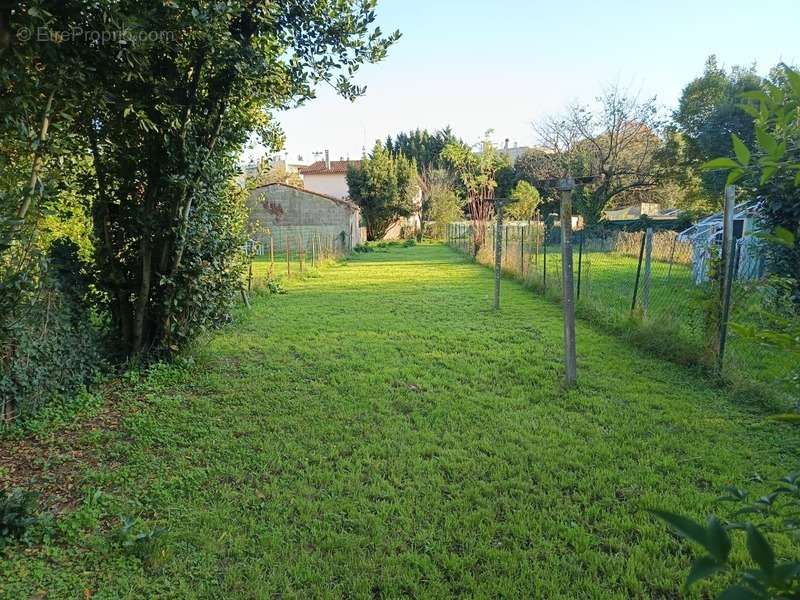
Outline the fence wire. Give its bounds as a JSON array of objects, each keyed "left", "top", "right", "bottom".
[
  {"left": 244, "top": 230, "right": 346, "bottom": 290},
  {"left": 446, "top": 220, "right": 796, "bottom": 406}
]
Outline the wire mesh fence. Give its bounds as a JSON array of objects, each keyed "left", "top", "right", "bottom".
[
  {"left": 446, "top": 220, "right": 796, "bottom": 406},
  {"left": 243, "top": 229, "right": 347, "bottom": 291}
]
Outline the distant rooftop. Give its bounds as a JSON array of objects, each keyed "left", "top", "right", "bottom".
[{"left": 299, "top": 160, "right": 361, "bottom": 175}]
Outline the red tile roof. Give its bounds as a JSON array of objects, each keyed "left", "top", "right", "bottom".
[{"left": 298, "top": 160, "right": 361, "bottom": 175}]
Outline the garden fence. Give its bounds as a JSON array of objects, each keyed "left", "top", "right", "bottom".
[
  {"left": 446, "top": 220, "right": 794, "bottom": 406},
  {"left": 243, "top": 230, "right": 346, "bottom": 290}
]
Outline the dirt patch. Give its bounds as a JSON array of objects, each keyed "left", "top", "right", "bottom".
[{"left": 0, "top": 392, "right": 126, "bottom": 515}]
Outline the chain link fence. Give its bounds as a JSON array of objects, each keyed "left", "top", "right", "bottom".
[{"left": 446, "top": 220, "right": 795, "bottom": 407}]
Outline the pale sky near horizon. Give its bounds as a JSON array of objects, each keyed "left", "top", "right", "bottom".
[{"left": 246, "top": 0, "right": 799, "bottom": 164}]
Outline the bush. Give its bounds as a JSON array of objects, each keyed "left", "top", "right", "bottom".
[
  {"left": 1, "top": 240, "right": 101, "bottom": 422},
  {"left": 0, "top": 488, "right": 38, "bottom": 545}
]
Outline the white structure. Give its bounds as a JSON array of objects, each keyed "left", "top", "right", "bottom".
[
  {"left": 299, "top": 151, "right": 361, "bottom": 200},
  {"left": 678, "top": 201, "right": 765, "bottom": 283}
]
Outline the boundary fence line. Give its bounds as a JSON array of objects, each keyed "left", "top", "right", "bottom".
[{"left": 446, "top": 218, "right": 794, "bottom": 406}]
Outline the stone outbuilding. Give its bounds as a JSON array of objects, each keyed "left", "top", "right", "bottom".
[{"left": 247, "top": 182, "right": 362, "bottom": 253}]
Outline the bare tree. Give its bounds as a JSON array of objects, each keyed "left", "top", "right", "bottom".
[{"left": 535, "top": 84, "right": 664, "bottom": 224}]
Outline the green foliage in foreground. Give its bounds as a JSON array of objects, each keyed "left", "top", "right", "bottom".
[
  {"left": 0, "top": 489, "right": 38, "bottom": 546},
  {"left": 652, "top": 473, "right": 800, "bottom": 598},
  {"left": 2, "top": 245, "right": 799, "bottom": 598}
]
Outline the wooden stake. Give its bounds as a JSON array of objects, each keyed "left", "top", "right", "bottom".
[
  {"left": 286, "top": 236, "right": 291, "bottom": 277},
  {"left": 494, "top": 202, "right": 505, "bottom": 310},
  {"left": 269, "top": 236, "right": 275, "bottom": 275}
]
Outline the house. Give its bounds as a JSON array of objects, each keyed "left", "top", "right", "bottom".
[
  {"left": 247, "top": 182, "right": 362, "bottom": 253},
  {"left": 298, "top": 151, "right": 361, "bottom": 200},
  {"left": 299, "top": 151, "right": 422, "bottom": 240},
  {"left": 678, "top": 201, "right": 765, "bottom": 283}
]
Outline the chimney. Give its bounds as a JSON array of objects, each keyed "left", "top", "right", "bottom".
[
  {"left": 324, "top": 149, "right": 330, "bottom": 170},
  {"left": 504, "top": 138, "right": 509, "bottom": 150}
]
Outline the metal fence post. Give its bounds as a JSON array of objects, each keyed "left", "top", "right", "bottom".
[
  {"left": 559, "top": 179, "right": 577, "bottom": 387},
  {"left": 718, "top": 185, "right": 736, "bottom": 374},
  {"left": 631, "top": 231, "right": 647, "bottom": 314},
  {"left": 543, "top": 223, "right": 548, "bottom": 292},
  {"left": 642, "top": 227, "right": 654, "bottom": 317},
  {"left": 576, "top": 230, "right": 584, "bottom": 301}
]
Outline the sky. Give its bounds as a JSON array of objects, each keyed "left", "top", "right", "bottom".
[{"left": 247, "top": 0, "right": 799, "bottom": 165}]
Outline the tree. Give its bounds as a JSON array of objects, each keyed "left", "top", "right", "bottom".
[
  {"left": 426, "top": 179, "right": 463, "bottom": 239},
  {"left": 512, "top": 148, "right": 561, "bottom": 216},
  {"left": 440, "top": 132, "right": 508, "bottom": 255},
  {"left": 388, "top": 128, "right": 459, "bottom": 171},
  {"left": 3, "top": 0, "right": 399, "bottom": 357},
  {"left": 347, "top": 141, "right": 419, "bottom": 240},
  {"left": 385, "top": 128, "right": 460, "bottom": 228},
  {"left": 703, "top": 63, "right": 800, "bottom": 300},
  {"left": 506, "top": 180, "right": 541, "bottom": 221},
  {"left": 535, "top": 84, "right": 664, "bottom": 225},
  {"left": 669, "top": 55, "right": 763, "bottom": 207}
]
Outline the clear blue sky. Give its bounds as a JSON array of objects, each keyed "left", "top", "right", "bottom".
[{"left": 251, "top": 0, "right": 799, "bottom": 164}]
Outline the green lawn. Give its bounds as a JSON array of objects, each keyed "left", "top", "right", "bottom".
[
  {"left": 2, "top": 244, "right": 798, "bottom": 598},
  {"left": 459, "top": 233, "right": 795, "bottom": 404}
]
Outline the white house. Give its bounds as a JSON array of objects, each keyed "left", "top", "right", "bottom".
[{"left": 299, "top": 154, "right": 361, "bottom": 200}]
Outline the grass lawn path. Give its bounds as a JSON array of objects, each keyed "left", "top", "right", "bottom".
[{"left": 2, "top": 244, "right": 798, "bottom": 599}]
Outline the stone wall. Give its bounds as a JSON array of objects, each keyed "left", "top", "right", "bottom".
[{"left": 248, "top": 184, "right": 362, "bottom": 251}]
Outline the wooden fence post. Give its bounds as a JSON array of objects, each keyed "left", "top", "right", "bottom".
[
  {"left": 576, "top": 230, "right": 584, "bottom": 301},
  {"left": 543, "top": 222, "right": 548, "bottom": 292},
  {"left": 269, "top": 235, "right": 275, "bottom": 276},
  {"left": 494, "top": 202, "right": 505, "bottom": 310},
  {"left": 559, "top": 180, "right": 577, "bottom": 387},
  {"left": 286, "top": 236, "right": 291, "bottom": 277}
]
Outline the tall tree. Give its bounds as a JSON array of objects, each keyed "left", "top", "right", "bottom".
[
  {"left": 347, "top": 141, "right": 419, "bottom": 240},
  {"left": 440, "top": 132, "right": 507, "bottom": 255},
  {"left": 703, "top": 63, "right": 800, "bottom": 301},
  {"left": 670, "top": 55, "right": 763, "bottom": 206},
  {"left": 3, "top": 0, "right": 400, "bottom": 356},
  {"left": 535, "top": 84, "right": 664, "bottom": 224}
]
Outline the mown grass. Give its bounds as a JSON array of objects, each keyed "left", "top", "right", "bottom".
[
  {"left": 2, "top": 244, "right": 798, "bottom": 598},
  {"left": 462, "top": 234, "right": 795, "bottom": 405}
]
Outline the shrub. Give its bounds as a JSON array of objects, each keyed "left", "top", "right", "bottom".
[
  {"left": 1, "top": 239, "right": 101, "bottom": 422},
  {"left": 0, "top": 488, "right": 38, "bottom": 545},
  {"left": 113, "top": 516, "right": 168, "bottom": 563}
]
